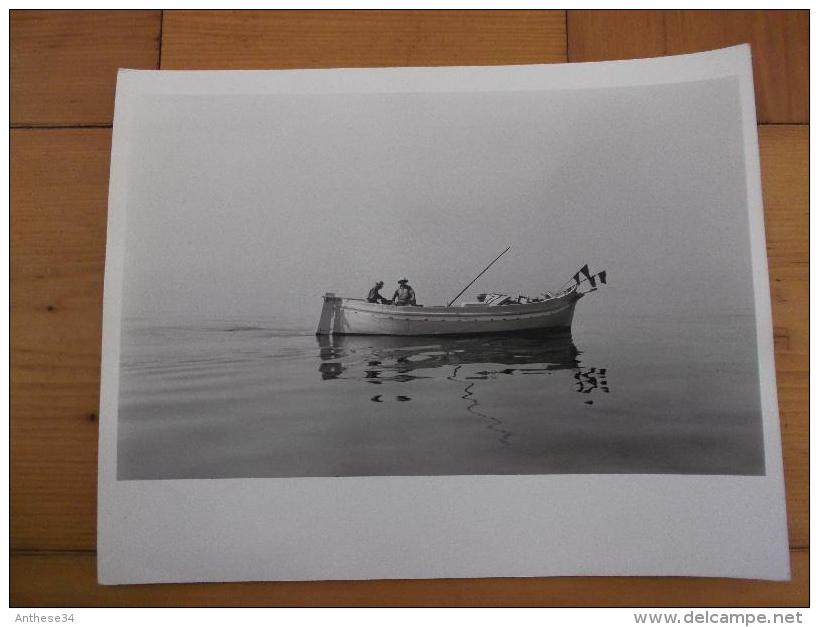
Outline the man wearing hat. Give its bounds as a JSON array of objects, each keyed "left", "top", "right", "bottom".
[
  {"left": 392, "top": 277, "right": 417, "bottom": 306},
  {"left": 366, "top": 280, "right": 390, "bottom": 304}
]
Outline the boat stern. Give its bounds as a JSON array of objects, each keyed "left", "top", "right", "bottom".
[{"left": 316, "top": 292, "right": 343, "bottom": 335}]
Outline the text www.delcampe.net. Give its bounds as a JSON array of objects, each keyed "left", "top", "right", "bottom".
[{"left": 634, "top": 612, "right": 804, "bottom": 625}]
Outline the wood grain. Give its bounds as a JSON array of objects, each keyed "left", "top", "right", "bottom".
[
  {"left": 11, "top": 129, "right": 110, "bottom": 551},
  {"left": 567, "top": 10, "right": 808, "bottom": 123},
  {"left": 758, "top": 126, "right": 808, "bottom": 548},
  {"left": 10, "top": 10, "right": 161, "bottom": 126},
  {"left": 160, "top": 10, "right": 567, "bottom": 69},
  {"left": 9, "top": 550, "right": 808, "bottom": 607}
]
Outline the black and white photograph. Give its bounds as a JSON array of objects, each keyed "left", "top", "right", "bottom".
[
  {"left": 116, "top": 75, "right": 763, "bottom": 481},
  {"left": 97, "top": 46, "right": 789, "bottom": 583}
]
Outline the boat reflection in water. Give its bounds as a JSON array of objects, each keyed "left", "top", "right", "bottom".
[{"left": 316, "top": 331, "right": 609, "bottom": 446}]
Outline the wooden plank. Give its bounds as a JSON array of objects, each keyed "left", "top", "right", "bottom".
[
  {"left": 9, "top": 126, "right": 807, "bottom": 554},
  {"left": 568, "top": 10, "right": 668, "bottom": 63},
  {"left": 10, "top": 550, "right": 808, "bottom": 607},
  {"left": 567, "top": 10, "right": 808, "bottom": 123},
  {"left": 160, "top": 10, "right": 567, "bottom": 69},
  {"left": 758, "top": 125, "right": 808, "bottom": 548},
  {"left": 10, "top": 10, "right": 161, "bottom": 126},
  {"left": 11, "top": 129, "right": 111, "bottom": 551}
]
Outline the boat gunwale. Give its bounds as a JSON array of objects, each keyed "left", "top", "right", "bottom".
[{"left": 334, "top": 292, "right": 581, "bottom": 319}]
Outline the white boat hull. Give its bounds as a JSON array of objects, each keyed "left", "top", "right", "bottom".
[{"left": 316, "top": 290, "right": 582, "bottom": 336}]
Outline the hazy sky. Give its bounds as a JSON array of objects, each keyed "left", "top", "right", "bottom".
[{"left": 121, "top": 77, "right": 753, "bottom": 328}]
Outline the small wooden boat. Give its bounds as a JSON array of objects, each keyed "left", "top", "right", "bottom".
[
  {"left": 317, "top": 255, "right": 605, "bottom": 336},
  {"left": 316, "top": 285, "right": 586, "bottom": 336}
]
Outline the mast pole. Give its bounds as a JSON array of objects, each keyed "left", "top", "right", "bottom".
[{"left": 446, "top": 246, "right": 511, "bottom": 307}]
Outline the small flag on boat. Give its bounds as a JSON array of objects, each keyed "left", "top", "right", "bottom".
[
  {"left": 567, "top": 265, "right": 606, "bottom": 292},
  {"left": 573, "top": 264, "right": 593, "bottom": 285}
]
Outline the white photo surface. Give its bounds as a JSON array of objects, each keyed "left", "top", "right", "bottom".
[{"left": 98, "top": 46, "right": 789, "bottom": 583}]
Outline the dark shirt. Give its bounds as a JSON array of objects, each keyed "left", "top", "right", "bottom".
[{"left": 367, "top": 286, "right": 388, "bottom": 304}]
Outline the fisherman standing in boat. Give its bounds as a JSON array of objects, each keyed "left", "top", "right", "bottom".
[
  {"left": 393, "top": 277, "right": 417, "bottom": 306},
  {"left": 366, "top": 280, "right": 390, "bottom": 304}
]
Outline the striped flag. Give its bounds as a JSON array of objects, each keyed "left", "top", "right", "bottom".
[
  {"left": 573, "top": 264, "right": 592, "bottom": 285},
  {"left": 570, "top": 265, "right": 606, "bottom": 291}
]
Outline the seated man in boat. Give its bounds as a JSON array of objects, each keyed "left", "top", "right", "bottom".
[
  {"left": 392, "top": 277, "right": 417, "bottom": 306},
  {"left": 366, "top": 280, "right": 390, "bottom": 304}
]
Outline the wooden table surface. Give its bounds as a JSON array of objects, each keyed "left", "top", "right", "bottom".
[{"left": 10, "top": 10, "right": 808, "bottom": 607}]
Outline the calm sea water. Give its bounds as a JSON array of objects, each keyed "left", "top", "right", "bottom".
[{"left": 117, "top": 313, "right": 765, "bottom": 479}]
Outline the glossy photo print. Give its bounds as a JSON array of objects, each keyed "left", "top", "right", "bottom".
[{"left": 97, "top": 47, "right": 789, "bottom": 583}]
